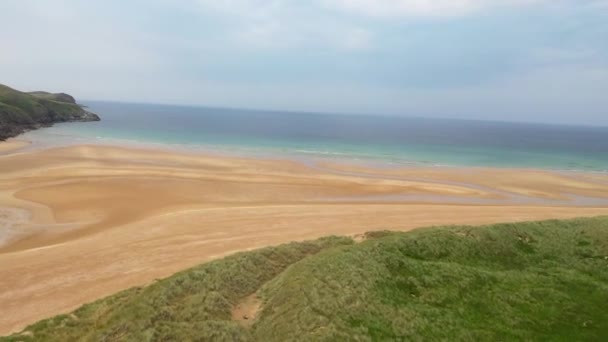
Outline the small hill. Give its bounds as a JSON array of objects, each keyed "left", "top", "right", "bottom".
[
  {"left": 0, "top": 84, "right": 99, "bottom": 141},
  {"left": 3, "top": 217, "right": 608, "bottom": 341},
  {"left": 27, "top": 91, "right": 77, "bottom": 104}
]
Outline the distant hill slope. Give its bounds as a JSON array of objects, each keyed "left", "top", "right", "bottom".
[
  {"left": 3, "top": 217, "right": 608, "bottom": 341},
  {"left": 0, "top": 84, "right": 99, "bottom": 141},
  {"left": 27, "top": 91, "right": 77, "bottom": 104}
]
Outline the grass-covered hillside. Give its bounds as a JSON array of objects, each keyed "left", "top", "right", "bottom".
[
  {"left": 0, "top": 84, "right": 99, "bottom": 141},
  {"left": 4, "top": 217, "right": 608, "bottom": 341}
]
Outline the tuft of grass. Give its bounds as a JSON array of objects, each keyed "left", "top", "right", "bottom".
[{"left": 3, "top": 217, "right": 608, "bottom": 341}]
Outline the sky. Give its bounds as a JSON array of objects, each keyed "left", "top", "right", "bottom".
[{"left": 1, "top": 0, "right": 607, "bottom": 125}]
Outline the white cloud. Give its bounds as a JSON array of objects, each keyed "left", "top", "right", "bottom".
[
  {"left": 340, "top": 27, "right": 373, "bottom": 50},
  {"left": 181, "top": 0, "right": 375, "bottom": 51},
  {"left": 235, "top": 21, "right": 373, "bottom": 50},
  {"left": 589, "top": 0, "right": 608, "bottom": 9},
  {"left": 192, "top": 0, "right": 286, "bottom": 19},
  {"left": 237, "top": 21, "right": 283, "bottom": 47},
  {"left": 321, "top": 0, "right": 546, "bottom": 17}
]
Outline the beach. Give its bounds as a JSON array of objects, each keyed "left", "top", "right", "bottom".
[
  {"left": 0, "top": 139, "right": 30, "bottom": 154},
  {"left": 0, "top": 141, "right": 607, "bottom": 334}
]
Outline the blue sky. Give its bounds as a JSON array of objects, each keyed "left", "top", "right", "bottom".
[{"left": 1, "top": 0, "right": 607, "bottom": 125}]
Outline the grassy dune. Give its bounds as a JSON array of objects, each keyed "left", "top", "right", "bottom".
[{"left": 4, "top": 217, "right": 608, "bottom": 341}]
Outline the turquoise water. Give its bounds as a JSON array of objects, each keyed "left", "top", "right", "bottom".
[{"left": 26, "top": 101, "right": 608, "bottom": 171}]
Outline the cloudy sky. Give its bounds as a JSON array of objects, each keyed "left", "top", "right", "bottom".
[{"left": 1, "top": 0, "right": 607, "bottom": 125}]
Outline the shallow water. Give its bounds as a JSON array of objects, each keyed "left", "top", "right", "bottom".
[{"left": 23, "top": 101, "right": 608, "bottom": 172}]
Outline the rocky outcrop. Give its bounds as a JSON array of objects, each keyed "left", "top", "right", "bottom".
[{"left": 0, "top": 84, "right": 100, "bottom": 141}]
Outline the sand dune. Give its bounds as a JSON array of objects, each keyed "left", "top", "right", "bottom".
[{"left": 1, "top": 142, "right": 608, "bottom": 335}]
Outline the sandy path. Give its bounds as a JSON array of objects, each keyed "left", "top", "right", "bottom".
[{"left": 0, "top": 144, "right": 607, "bottom": 335}]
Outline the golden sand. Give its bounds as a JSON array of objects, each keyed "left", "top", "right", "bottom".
[
  {"left": 1, "top": 142, "right": 607, "bottom": 335},
  {"left": 0, "top": 139, "right": 29, "bottom": 154}
]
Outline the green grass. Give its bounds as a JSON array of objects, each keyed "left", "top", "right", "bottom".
[
  {"left": 257, "top": 218, "right": 608, "bottom": 341},
  {"left": 4, "top": 217, "right": 608, "bottom": 341},
  {"left": 27, "top": 91, "right": 76, "bottom": 104},
  {"left": 0, "top": 83, "right": 98, "bottom": 140}
]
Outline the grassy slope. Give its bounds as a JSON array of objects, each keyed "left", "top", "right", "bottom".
[
  {"left": 0, "top": 84, "right": 98, "bottom": 140},
  {"left": 258, "top": 218, "right": 608, "bottom": 341},
  {"left": 4, "top": 217, "right": 608, "bottom": 341},
  {"left": 27, "top": 91, "right": 76, "bottom": 104}
]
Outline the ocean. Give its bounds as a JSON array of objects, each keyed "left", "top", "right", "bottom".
[{"left": 23, "top": 101, "right": 608, "bottom": 172}]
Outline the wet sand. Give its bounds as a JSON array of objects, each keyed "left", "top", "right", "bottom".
[
  {"left": 0, "top": 139, "right": 30, "bottom": 154},
  {"left": 1, "top": 142, "right": 608, "bottom": 335}
]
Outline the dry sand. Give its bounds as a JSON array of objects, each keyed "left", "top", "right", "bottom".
[{"left": 1, "top": 142, "right": 608, "bottom": 335}]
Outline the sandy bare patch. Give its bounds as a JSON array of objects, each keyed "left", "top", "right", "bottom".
[
  {"left": 352, "top": 233, "right": 367, "bottom": 243},
  {"left": 232, "top": 294, "right": 262, "bottom": 327}
]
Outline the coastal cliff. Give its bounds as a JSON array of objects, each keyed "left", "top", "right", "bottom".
[{"left": 0, "top": 84, "right": 100, "bottom": 141}]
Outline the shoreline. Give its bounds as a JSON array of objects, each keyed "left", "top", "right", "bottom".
[
  {"left": 10, "top": 130, "right": 608, "bottom": 205},
  {"left": 1, "top": 138, "right": 608, "bottom": 335},
  {"left": 2, "top": 138, "right": 608, "bottom": 249},
  {"left": 19, "top": 125, "right": 608, "bottom": 174},
  {"left": 7, "top": 134, "right": 608, "bottom": 204}
]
